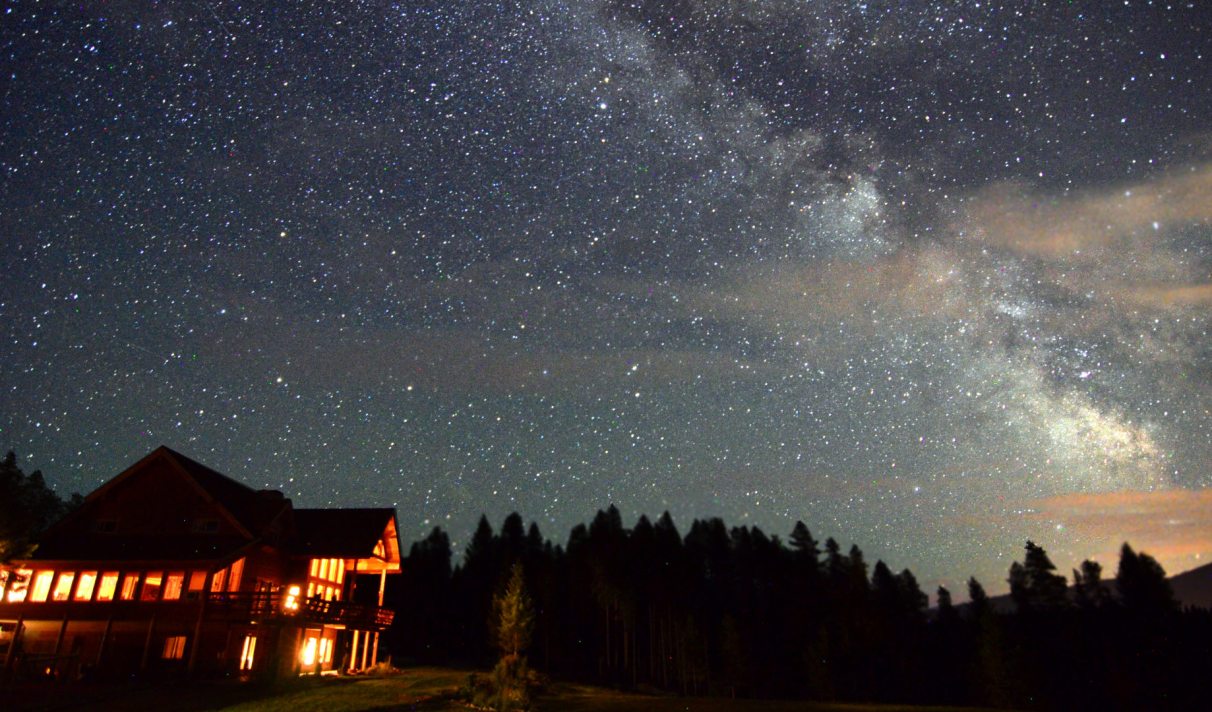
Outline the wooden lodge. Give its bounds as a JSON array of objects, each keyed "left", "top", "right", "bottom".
[{"left": 0, "top": 446, "right": 401, "bottom": 680}]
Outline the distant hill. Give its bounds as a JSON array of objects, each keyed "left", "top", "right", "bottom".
[
  {"left": 1169, "top": 560, "right": 1212, "bottom": 610},
  {"left": 956, "top": 561, "right": 1212, "bottom": 614}
]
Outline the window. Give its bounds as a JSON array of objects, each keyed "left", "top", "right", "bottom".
[
  {"left": 239, "top": 635, "right": 256, "bottom": 671},
  {"left": 96, "top": 573, "right": 119, "bottom": 602},
  {"left": 163, "top": 573, "right": 184, "bottom": 601},
  {"left": 52, "top": 572, "right": 75, "bottom": 601},
  {"left": 228, "top": 558, "right": 245, "bottom": 593},
  {"left": 319, "top": 637, "right": 333, "bottom": 664},
  {"left": 299, "top": 636, "right": 318, "bottom": 666},
  {"left": 210, "top": 568, "right": 226, "bottom": 593},
  {"left": 162, "top": 635, "right": 186, "bottom": 660},
  {"left": 141, "top": 572, "right": 163, "bottom": 601},
  {"left": 5, "top": 569, "right": 32, "bottom": 603},
  {"left": 120, "top": 574, "right": 139, "bottom": 601},
  {"left": 318, "top": 558, "right": 328, "bottom": 580},
  {"left": 187, "top": 571, "right": 207, "bottom": 599},
  {"left": 30, "top": 571, "right": 54, "bottom": 602},
  {"left": 74, "top": 572, "right": 98, "bottom": 601}
]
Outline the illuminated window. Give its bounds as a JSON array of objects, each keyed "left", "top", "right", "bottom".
[
  {"left": 319, "top": 637, "right": 333, "bottom": 664},
  {"left": 187, "top": 571, "right": 207, "bottom": 599},
  {"left": 228, "top": 558, "right": 245, "bottom": 593},
  {"left": 6, "top": 569, "right": 32, "bottom": 603},
  {"left": 309, "top": 559, "right": 319, "bottom": 578},
  {"left": 162, "top": 635, "right": 187, "bottom": 660},
  {"left": 163, "top": 573, "right": 184, "bottom": 601},
  {"left": 306, "top": 582, "right": 315, "bottom": 598},
  {"left": 30, "top": 571, "right": 54, "bottom": 602},
  {"left": 75, "top": 572, "right": 98, "bottom": 601},
  {"left": 300, "top": 636, "right": 318, "bottom": 666},
  {"left": 96, "top": 573, "right": 119, "bottom": 602},
  {"left": 52, "top": 572, "right": 76, "bottom": 601},
  {"left": 334, "top": 558, "right": 345, "bottom": 583},
  {"left": 210, "top": 568, "right": 226, "bottom": 593},
  {"left": 141, "top": 572, "right": 163, "bottom": 601},
  {"left": 318, "top": 558, "right": 328, "bottom": 580},
  {"left": 239, "top": 635, "right": 257, "bottom": 671},
  {"left": 120, "top": 574, "right": 139, "bottom": 600}
]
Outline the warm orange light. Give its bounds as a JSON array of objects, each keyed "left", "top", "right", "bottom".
[
  {"left": 96, "top": 572, "right": 119, "bottom": 601},
  {"left": 74, "top": 572, "right": 98, "bottom": 601},
  {"left": 240, "top": 635, "right": 257, "bottom": 671},
  {"left": 51, "top": 572, "right": 75, "bottom": 601},
  {"left": 300, "top": 636, "right": 317, "bottom": 666},
  {"left": 30, "top": 571, "right": 53, "bottom": 602},
  {"left": 5, "top": 569, "right": 32, "bottom": 602},
  {"left": 283, "top": 585, "right": 301, "bottom": 612}
]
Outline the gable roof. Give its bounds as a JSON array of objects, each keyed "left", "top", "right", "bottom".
[
  {"left": 164, "top": 447, "right": 291, "bottom": 535},
  {"left": 290, "top": 508, "right": 401, "bottom": 572},
  {"left": 31, "top": 446, "right": 291, "bottom": 562}
]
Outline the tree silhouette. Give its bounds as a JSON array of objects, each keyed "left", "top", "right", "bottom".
[
  {"left": 0, "top": 450, "right": 79, "bottom": 561},
  {"left": 1115, "top": 543, "right": 1176, "bottom": 616},
  {"left": 1009, "top": 540, "right": 1068, "bottom": 613}
]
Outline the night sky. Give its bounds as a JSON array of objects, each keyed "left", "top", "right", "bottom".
[{"left": 3, "top": 1, "right": 1211, "bottom": 596}]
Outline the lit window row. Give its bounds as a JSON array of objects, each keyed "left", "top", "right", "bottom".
[
  {"left": 308, "top": 557, "right": 345, "bottom": 585},
  {"left": 1, "top": 558, "right": 245, "bottom": 604}
]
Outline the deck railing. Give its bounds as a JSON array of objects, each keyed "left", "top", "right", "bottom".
[{"left": 205, "top": 591, "right": 394, "bottom": 629}]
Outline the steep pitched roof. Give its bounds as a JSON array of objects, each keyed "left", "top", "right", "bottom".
[
  {"left": 164, "top": 447, "right": 290, "bottom": 535},
  {"left": 31, "top": 446, "right": 291, "bottom": 562}
]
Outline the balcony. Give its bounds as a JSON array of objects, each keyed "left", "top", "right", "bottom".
[{"left": 205, "top": 591, "right": 394, "bottom": 630}]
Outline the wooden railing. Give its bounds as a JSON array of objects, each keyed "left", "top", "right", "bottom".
[{"left": 205, "top": 591, "right": 394, "bottom": 630}]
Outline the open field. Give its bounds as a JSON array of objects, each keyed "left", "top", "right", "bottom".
[{"left": 6, "top": 666, "right": 999, "bottom": 712}]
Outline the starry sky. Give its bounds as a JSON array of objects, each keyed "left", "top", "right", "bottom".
[{"left": 3, "top": 1, "right": 1211, "bottom": 596}]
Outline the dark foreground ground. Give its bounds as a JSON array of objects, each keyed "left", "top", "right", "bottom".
[{"left": 4, "top": 666, "right": 999, "bottom": 712}]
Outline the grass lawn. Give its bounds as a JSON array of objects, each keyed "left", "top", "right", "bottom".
[{"left": 6, "top": 667, "right": 999, "bottom": 711}]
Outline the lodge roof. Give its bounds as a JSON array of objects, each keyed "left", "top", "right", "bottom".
[
  {"left": 290, "top": 508, "right": 395, "bottom": 557},
  {"left": 25, "top": 447, "right": 400, "bottom": 570},
  {"left": 290, "top": 508, "right": 402, "bottom": 573}
]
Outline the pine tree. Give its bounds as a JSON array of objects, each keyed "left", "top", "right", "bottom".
[
  {"left": 495, "top": 562, "right": 535, "bottom": 660},
  {"left": 1115, "top": 543, "right": 1176, "bottom": 615},
  {"left": 0, "top": 451, "right": 79, "bottom": 561}
]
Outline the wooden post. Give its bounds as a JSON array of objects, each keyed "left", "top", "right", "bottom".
[
  {"left": 139, "top": 615, "right": 157, "bottom": 672},
  {"left": 52, "top": 616, "right": 69, "bottom": 657},
  {"left": 359, "top": 629, "right": 370, "bottom": 671},
  {"left": 370, "top": 567, "right": 385, "bottom": 669},
  {"left": 3, "top": 616, "right": 23, "bottom": 673},
  {"left": 187, "top": 589, "right": 208, "bottom": 677},
  {"left": 52, "top": 615, "right": 69, "bottom": 677},
  {"left": 96, "top": 618, "right": 114, "bottom": 668},
  {"left": 349, "top": 630, "right": 360, "bottom": 672}
]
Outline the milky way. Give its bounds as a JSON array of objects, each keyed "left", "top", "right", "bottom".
[{"left": 3, "top": 1, "right": 1211, "bottom": 594}]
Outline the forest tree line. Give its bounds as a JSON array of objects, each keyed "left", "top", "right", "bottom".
[{"left": 384, "top": 506, "right": 1212, "bottom": 710}]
